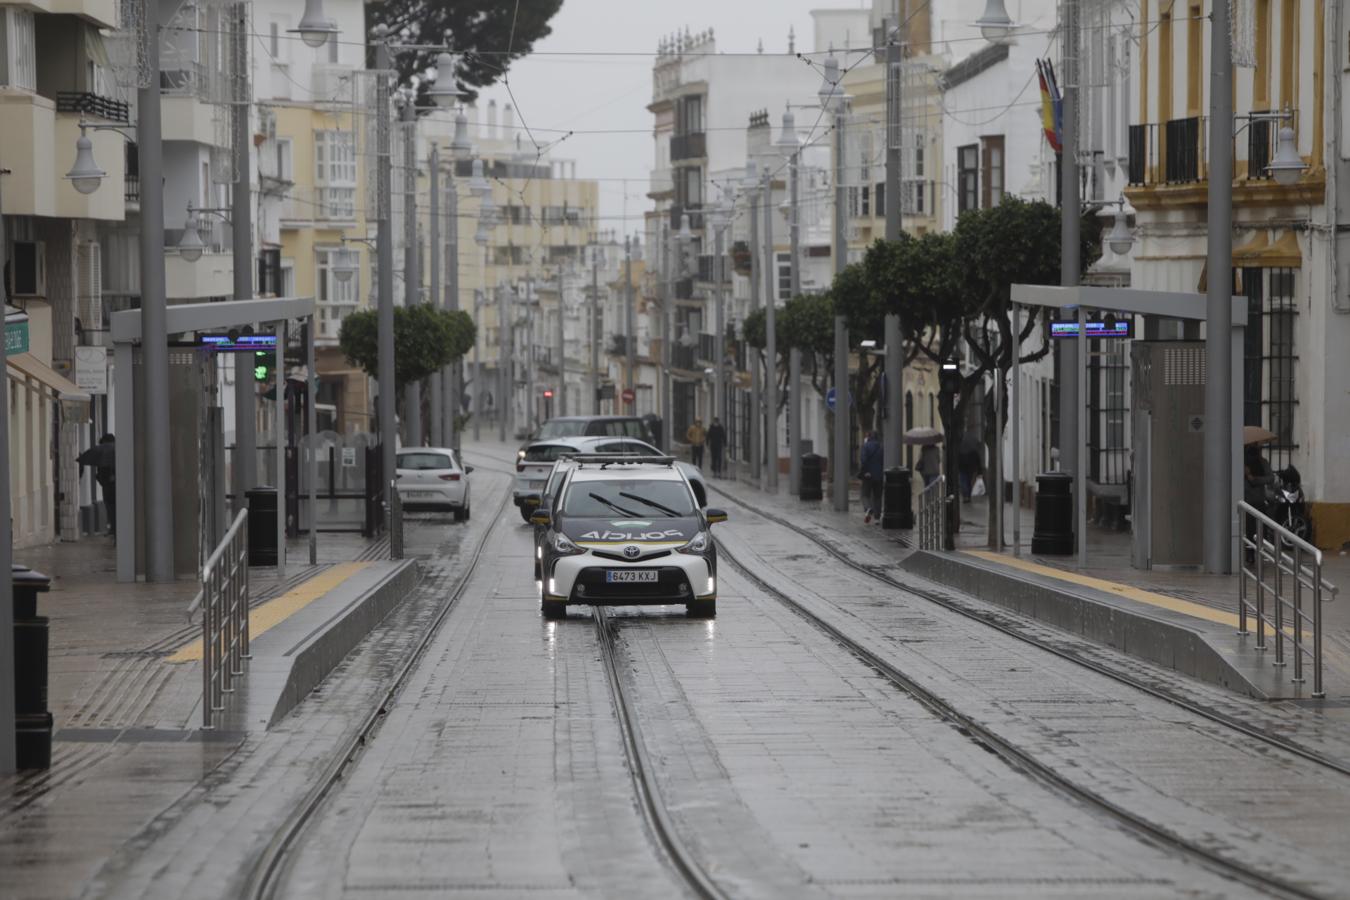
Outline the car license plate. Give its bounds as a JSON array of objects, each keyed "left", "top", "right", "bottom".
[
  {"left": 405, "top": 491, "right": 440, "bottom": 499},
  {"left": 605, "top": 570, "right": 658, "bottom": 583}
]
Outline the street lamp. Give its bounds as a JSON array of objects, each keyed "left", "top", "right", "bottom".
[
  {"left": 1105, "top": 205, "right": 1135, "bottom": 256},
  {"left": 776, "top": 105, "right": 800, "bottom": 150},
  {"left": 291, "top": 0, "right": 338, "bottom": 48},
  {"left": 1267, "top": 124, "right": 1305, "bottom": 186},
  {"left": 451, "top": 108, "right": 472, "bottom": 155},
  {"left": 333, "top": 243, "right": 361, "bottom": 283},
  {"left": 467, "top": 158, "right": 492, "bottom": 198},
  {"left": 426, "top": 51, "right": 465, "bottom": 109},
  {"left": 178, "top": 208, "right": 205, "bottom": 262},
  {"left": 64, "top": 124, "right": 105, "bottom": 195},
  {"left": 974, "top": 0, "right": 1016, "bottom": 43},
  {"left": 817, "top": 49, "right": 842, "bottom": 111}
]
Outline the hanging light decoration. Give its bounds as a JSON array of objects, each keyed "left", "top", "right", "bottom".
[
  {"left": 427, "top": 51, "right": 466, "bottom": 109},
  {"left": 974, "top": 0, "right": 1015, "bottom": 44},
  {"left": 64, "top": 124, "right": 106, "bottom": 195},
  {"left": 290, "top": 0, "right": 339, "bottom": 48},
  {"left": 178, "top": 205, "right": 205, "bottom": 263}
]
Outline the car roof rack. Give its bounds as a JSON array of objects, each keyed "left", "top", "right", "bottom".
[{"left": 566, "top": 453, "right": 677, "bottom": 469}]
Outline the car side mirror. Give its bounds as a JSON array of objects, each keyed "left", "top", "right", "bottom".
[
  {"left": 705, "top": 508, "right": 728, "bottom": 525},
  {"left": 530, "top": 507, "right": 552, "bottom": 526},
  {"left": 465, "top": 465, "right": 475, "bottom": 474},
  {"left": 523, "top": 493, "right": 542, "bottom": 507}
]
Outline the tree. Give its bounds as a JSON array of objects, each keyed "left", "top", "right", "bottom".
[
  {"left": 339, "top": 306, "right": 476, "bottom": 392},
  {"left": 370, "top": 0, "right": 565, "bottom": 104}
]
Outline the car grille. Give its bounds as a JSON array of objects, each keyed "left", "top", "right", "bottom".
[
  {"left": 571, "top": 566, "right": 692, "bottom": 601},
  {"left": 592, "top": 549, "right": 673, "bottom": 563}
]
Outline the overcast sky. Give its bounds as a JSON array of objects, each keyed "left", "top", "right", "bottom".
[{"left": 474, "top": 1, "right": 870, "bottom": 228}]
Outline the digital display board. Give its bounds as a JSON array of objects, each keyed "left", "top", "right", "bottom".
[
  {"left": 195, "top": 334, "right": 278, "bottom": 352},
  {"left": 1050, "top": 319, "right": 1133, "bottom": 340}
]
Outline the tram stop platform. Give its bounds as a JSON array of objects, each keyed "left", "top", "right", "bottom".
[{"left": 711, "top": 466, "right": 1350, "bottom": 705}]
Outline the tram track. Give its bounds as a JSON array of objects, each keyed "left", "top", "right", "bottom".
[
  {"left": 712, "top": 531, "right": 1321, "bottom": 900},
  {"left": 708, "top": 481, "right": 1350, "bottom": 780},
  {"left": 242, "top": 474, "right": 514, "bottom": 900}
]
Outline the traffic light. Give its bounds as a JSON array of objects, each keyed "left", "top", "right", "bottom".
[
  {"left": 254, "top": 351, "right": 271, "bottom": 382},
  {"left": 542, "top": 390, "right": 554, "bottom": 399}
]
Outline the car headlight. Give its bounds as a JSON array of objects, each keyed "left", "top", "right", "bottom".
[
  {"left": 553, "top": 533, "right": 583, "bottom": 555},
  {"left": 677, "top": 531, "right": 710, "bottom": 554}
]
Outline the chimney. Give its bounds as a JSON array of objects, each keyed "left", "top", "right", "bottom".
[
  {"left": 503, "top": 103, "right": 515, "bottom": 142},
  {"left": 487, "top": 99, "right": 498, "bottom": 139}
]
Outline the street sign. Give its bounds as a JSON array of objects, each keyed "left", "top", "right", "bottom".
[
  {"left": 74, "top": 346, "right": 108, "bottom": 394},
  {"left": 196, "top": 333, "right": 277, "bottom": 352},
  {"left": 826, "top": 387, "right": 853, "bottom": 411},
  {"left": 622, "top": 387, "right": 635, "bottom": 404}
]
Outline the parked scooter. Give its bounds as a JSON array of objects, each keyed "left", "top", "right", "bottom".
[{"left": 1271, "top": 465, "right": 1311, "bottom": 542}]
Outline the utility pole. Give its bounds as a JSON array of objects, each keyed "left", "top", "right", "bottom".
[
  {"left": 498, "top": 284, "right": 509, "bottom": 442},
  {"left": 663, "top": 225, "right": 676, "bottom": 452},
  {"left": 428, "top": 142, "right": 442, "bottom": 447},
  {"left": 659, "top": 224, "right": 671, "bottom": 451},
  {"left": 375, "top": 43, "right": 397, "bottom": 490},
  {"left": 832, "top": 100, "right": 850, "bottom": 513},
  {"left": 883, "top": 19, "right": 904, "bottom": 473},
  {"left": 788, "top": 148, "right": 803, "bottom": 495},
  {"left": 231, "top": 2, "right": 255, "bottom": 514},
  {"left": 525, "top": 276, "right": 535, "bottom": 432},
  {"left": 446, "top": 177, "right": 461, "bottom": 452},
  {"left": 556, "top": 259, "right": 566, "bottom": 417},
  {"left": 624, "top": 235, "right": 635, "bottom": 404},
  {"left": 763, "top": 168, "right": 778, "bottom": 492},
  {"left": 1058, "top": 0, "right": 1080, "bottom": 493},
  {"left": 472, "top": 288, "right": 482, "bottom": 442},
  {"left": 1203, "top": 0, "right": 1233, "bottom": 573},
  {"left": 749, "top": 175, "right": 761, "bottom": 482},
  {"left": 141, "top": 20, "right": 174, "bottom": 580},
  {"left": 590, "top": 246, "right": 600, "bottom": 414},
  {"left": 0, "top": 179, "right": 15, "bottom": 771},
  {"left": 713, "top": 221, "right": 726, "bottom": 427},
  {"left": 401, "top": 101, "right": 421, "bottom": 447}
]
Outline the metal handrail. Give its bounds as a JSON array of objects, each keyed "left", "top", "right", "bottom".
[
  {"left": 1238, "top": 501, "right": 1336, "bottom": 698},
  {"left": 194, "top": 509, "right": 251, "bottom": 728},
  {"left": 917, "top": 475, "right": 946, "bottom": 551}
]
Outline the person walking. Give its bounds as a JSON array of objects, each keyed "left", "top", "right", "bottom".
[
  {"left": 918, "top": 442, "right": 942, "bottom": 488},
  {"left": 686, "top": 418, "right": 706, "bottom": 469},
  {"left": 958, "top": 433, "right": 983, "bottom": 502},
  {"left": 77, "top": 434, "right": 116, "bottom": 535},
  {"left": 707, "top": 417, "right": 727, "bottom": 478},
  {"left": 858, "top": 430, "right": 884, "bottom": 524}
]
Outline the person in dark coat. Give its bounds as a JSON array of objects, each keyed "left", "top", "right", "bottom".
[
  {"left": 958, "top": 433, "right": 983, "bottom": 502},
  {"left": 858, "top": 430, "right": 884, "bottom": 523},
  {"left": 77, "top": 434, "right": 116, "bottom": 535},
  {"left": 707, "top": 417, "right": 727, "bottom": 477}
]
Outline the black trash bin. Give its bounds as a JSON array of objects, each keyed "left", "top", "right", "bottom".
[
  {"left": 799, "top": 453, "right": 824, "bottom": 501},
  {"left": 881, "top": 466, "right": 914, "bottom": 530},
  {"left": 246, "top": 487, "right": 278, "bottom": 566},
  {"left": 1031, "top": 472, "right": 1075, "bottom": 555},
  {"left": 12, "top": 565, "right": 52, "bottom": 769}
]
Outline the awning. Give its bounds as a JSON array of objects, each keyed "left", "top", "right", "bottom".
[{"left": 7, "top": 353, "right": 91, "bottom": 402}]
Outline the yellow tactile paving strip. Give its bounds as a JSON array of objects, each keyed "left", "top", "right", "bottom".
[
  {"left": 167, "top": 562, "right": 372, "bottom": 663},
  {"left": 962, "top": 550, "right": 1244, "bottom": 629}
]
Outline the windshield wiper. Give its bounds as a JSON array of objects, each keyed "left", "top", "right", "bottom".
[
  {"left": 588, "top": 492, "right": 639, "bottom": 517},
  {"left": 618, "top": 492, "right": 682, "bottom": 517}
]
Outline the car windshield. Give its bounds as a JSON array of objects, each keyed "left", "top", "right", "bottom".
[
  {"left": 561, "top": 479, "right": 695, "bottom": 518},
  {"left": 536, "top": 420, "right": 587, "bottom": 439},
  {"left": 397, "top": 452, "right": 454, "bottom": 470}
]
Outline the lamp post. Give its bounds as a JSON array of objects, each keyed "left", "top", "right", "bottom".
[
  {"left": 820, "top": 49, "right": 851, "bottom": 514},
  {"left": 745, "top": 161, "right": 761, "bottom": 482},
  {"left": 777, "top": 107, "right": 804, "bottom": 496},
  {"left": 231, "top": 1, "right": 256, "bottom": 515},
  {"left": 590, "top": 242, "right": 602, "bottom": 414},
  {"left": 883, "top": 20, "right": 904, "bottom": 476},
  {"left": 428, "top": 142, "right": 443, "bottom": 447},
  {"left": 624, "top": 234, "right": 635, "bottom": 405},
  {"left": 399, "top": 98, "right": 422, "bottom": 448},
  {"left": 707, "top": 194, "right": 732, "bottom": 429},
  {"left": 762, "top": 165, "right": 779, "bottom": 492}
]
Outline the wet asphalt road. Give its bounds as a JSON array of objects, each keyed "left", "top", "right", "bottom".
[{"left": 44, "top": 450, "right": 1350, "bottom": 898}]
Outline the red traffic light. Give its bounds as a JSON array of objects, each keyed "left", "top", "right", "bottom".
[{"left": 543, "top": 390, "right": 554, "bottom": 399}]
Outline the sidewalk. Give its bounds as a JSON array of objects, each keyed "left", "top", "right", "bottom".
[{"left": 713, "top": 466, "right": 1349, "bottom": 701}]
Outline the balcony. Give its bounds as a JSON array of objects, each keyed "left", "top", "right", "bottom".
[
  {"left": 165, "top": 222, "right": 232, "bottom": 300},
  {"left": 697, "top": 332, "right": 718, "bottom": 364},
  {"left": 670, "top": 341, "right": 697, "bottom": 371},
  {"left": 670, "top": 132, "right": 707, "bottom": 162},
  {"left": 670, "top": 204, "right": 704, "bottom": 232},
  {"left": 0, "top": 94, "right": 124, "bottom": 220},
  {"left": 673, "top": 277, "right": 695, "bottom": 300},
  {"left": 607, "top": 334, "right": 629, "bottom": 356},
  {"left": 55, "top": 92, "right": 129, "bottom": 124},
  {"left": 1126, "top": 117, "right": 1207, "bottom": 186},
  {"left": 695, "top": 254, "right": 722, "bottom": 283}
]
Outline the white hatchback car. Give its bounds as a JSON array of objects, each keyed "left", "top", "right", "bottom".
[{"left": 395, "top": 448, "right": 472, "bottom": 521}]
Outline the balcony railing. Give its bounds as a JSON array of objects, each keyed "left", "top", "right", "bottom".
[
  {"left": 697, "top": 332, "right": 717, "bottom": 364},
  {"left": 670, "top": 204, "right": 704, "bottom": 232},
  {"left": 1245, "top": 110, "right": 1299, "bottom": 181},
  {"left": 671, "top": 342, "right": 696, "bottom": 371},
  {"left": 674, "top": 277, "right": 694, "bottom": 300},
  {"left": 671, "top": 132, "right": 707, "bottom": 162},
  {"left": 1127, "top": 117, "right": 1208, "bottom": 187},
  {"left": 125, "top": 174, "right": 140, "bottom": 205},
  {"left": 56, "top": 92, "right": 129, "bottom": 124}
]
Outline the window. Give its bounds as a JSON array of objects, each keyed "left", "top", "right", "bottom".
[
  {"left": 776, "top": 252, "right": 791, "bottom": 301},
  {"left": 912, "top": 132, "right": 925, "bottom": 177},
  {"left": 315, "top": 130, "right": 356, "bottom": 219},
  {"left": 276, "top": 138, "right": 293, "bottom": 181},
  {"left": 902, "top": 180, "right": 926, "bottom": 215},
  {"left": 957, "top": 144, "right": 979, "bottom": 213},
  {"left": 1, "top": 9, "right": 36, "bottom": 91},
  {"left": 680, "top": 167, "right": 703, "bottom": 207},
  {"left": 316, "top": 247, "right": 357, "bottom": 338},
  {"left": 678, "top": 95, "right": 704, "bottom": 134},
  {"left": 981, "top": 135, "right": 1005, "bottom": 208},
  {"left": 1242, "top": 267, "right": 1298, "bottom": 470},
  {"left": 269, "top": 21, "right": 280, "bottom": 58},
  {"left": 327, "top": 27, "right": 339, "bottom": 63}
]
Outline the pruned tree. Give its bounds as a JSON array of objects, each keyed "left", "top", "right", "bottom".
[
  {"left": 370, "top": 0, "right": 565, "bottom": 103},
  {"left": 339, "top": 306, "right": 476, "bottom": 392}
]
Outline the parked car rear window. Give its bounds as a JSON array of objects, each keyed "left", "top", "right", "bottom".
[
  {"left": 398, "top": 452, "right": 454, "bottom": 470},
  {"left": 536, "top": 420, "right": 587, "bottom": 438},
  {"left": 524, "top": 444, "right": 574, "bottom": 462}
]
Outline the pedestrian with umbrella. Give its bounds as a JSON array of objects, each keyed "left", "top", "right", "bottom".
[{"left": 77, "top": 434, "right": 116, "bottom": 536}]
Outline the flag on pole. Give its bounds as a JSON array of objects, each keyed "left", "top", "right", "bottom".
[{"left": 1036, "top": 59, "right": 1063, "bottom": 153}]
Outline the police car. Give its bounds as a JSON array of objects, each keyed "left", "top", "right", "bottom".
[{"left": 530, "top": 455, "right": 726, "bottom": 619}]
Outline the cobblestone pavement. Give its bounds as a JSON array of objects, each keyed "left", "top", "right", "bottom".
[{"left": 706, "top": 477, "right": 1350, "bottom": 896}]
